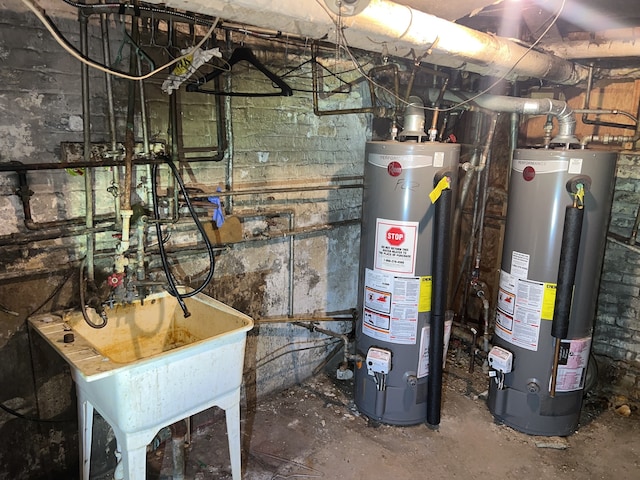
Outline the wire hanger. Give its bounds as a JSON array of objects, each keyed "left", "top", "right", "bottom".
[
  {"left": 186, "top": 47, "right": 293, "bottom": 97},
  {"left": 112, "top": 20, "right": 156, "bottom": 71}
]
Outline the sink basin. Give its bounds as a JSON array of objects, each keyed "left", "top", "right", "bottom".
[{"left": 29, "top": 290, "right": 253, "bottom": 480}]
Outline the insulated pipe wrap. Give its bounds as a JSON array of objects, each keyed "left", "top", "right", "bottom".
[
  {"left": 427, "top": 182, "right": 452, "bottom": 427},
  {"left": 551, "top": 206, "right": 584, "bottom": 339}
]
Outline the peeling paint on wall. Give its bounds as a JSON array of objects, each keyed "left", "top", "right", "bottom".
[
  {"left": 0, "top": 4, "right": 365, "bottom": 477},
  {"left": 0, "top": 197, "right": 22, "bottom": 236},
  {"left": 0, "top": 123, "right": 36, "bottom": 159}
]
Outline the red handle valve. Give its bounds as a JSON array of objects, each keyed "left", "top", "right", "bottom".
[{"left": 108, "top": 272, "right": 125, "bottom": 288}]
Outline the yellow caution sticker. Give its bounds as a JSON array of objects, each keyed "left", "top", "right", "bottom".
[
  {"left": 429, "top": 176, "right": 450, "bottom": 204},
  {"left": 419, "top": 276, "right": 432, "bottom": 312},
  {"left": 541, "top": 283, "right": 557, "bottom": 320}
]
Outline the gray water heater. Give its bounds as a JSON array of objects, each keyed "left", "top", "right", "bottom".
[
  {"left": 488, "top": 148, "right": 617, "bottom": 436},
  {"left": 354, "top": 140, "right": 459, "bottom": 425}
]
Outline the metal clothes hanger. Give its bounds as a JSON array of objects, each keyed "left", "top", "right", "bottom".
[{"left": 186, "top": 47, "right": 293, "bottom": 97}]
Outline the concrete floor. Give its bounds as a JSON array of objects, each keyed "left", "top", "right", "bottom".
[{"left": 146, "top": 346, "right": 640, "bottom": 480}]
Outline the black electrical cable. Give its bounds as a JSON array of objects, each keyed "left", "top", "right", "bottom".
[
  {"left": 152, "top": 156, "right": 216, "bottom": 317},
  {"left": 30, "top": 268, "right": 76, "bottom": 316},
  {"left": 252, "top": 339, "right": 342, "bottom": 371},
  {"left": 0, "top": 402, "right": 73, "bottom": 424}
]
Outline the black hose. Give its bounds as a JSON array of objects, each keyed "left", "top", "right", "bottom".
[
  {"left": 79, "top": 257, "right": 107, "bottom": 329},
  {"left": 427, "top": 181, "right": 452, "bottom": 427},
  {"left": 152, "top": 157, "right": 216, "bottom": 317},
  {"left": 551, "top": 206, "right": 584, "bottom": 339}
]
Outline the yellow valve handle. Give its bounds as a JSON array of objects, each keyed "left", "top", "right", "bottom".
[{"left": 429, "top": 176, "right": 451, "bottom": 204}]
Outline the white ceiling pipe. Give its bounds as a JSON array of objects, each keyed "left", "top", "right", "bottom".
[
  {"left": 541, "top": 39, "right": 640, "bottom": 60},
  {"left": 146, "top": 0, "right": 589, "bottom": 85},
  {"left": 344, "top": 0, "right": 588, "bottom": 84}
]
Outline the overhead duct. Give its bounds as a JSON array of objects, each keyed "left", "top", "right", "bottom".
[
  {"left": 426, "top": 90, "right": 578, "bottom": 145},
  {"left": 146, "top": 0, "right": 589, "bottom": 85},
  {"left": 541, "top": 38, "right": 640, "bottom": 60}
]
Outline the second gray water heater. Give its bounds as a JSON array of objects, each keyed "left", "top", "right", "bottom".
[{"left": 488, "top": 148, "right": 617, "bottom": 436}]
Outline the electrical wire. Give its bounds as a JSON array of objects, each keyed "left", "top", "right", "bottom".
[
  {"left": 29, "top": 268, "right": 76, "bottom": 316},
  {"left": 252, "top": 339, "right": 342, "bottom": 372},
  {"left": 316, "top": 0, "right": 567, "bottom": 112},
  {"left": 274, "top": 57, "right": 375, "bottom": 94},
  {"left": 20, "top": 0, "right": 220, "bottom": 81},
  {"left": 0, "top": 401, "right": 73, "bottom": 423}
]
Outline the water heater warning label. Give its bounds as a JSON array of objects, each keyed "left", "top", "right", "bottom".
[
  {"left": 374, "top": 218, "right": 418, "bottom": 275},
  {"left": 495, "top": 270, "right": 554, "bottom": 352},
  {"left": 362, "top": 268, "right": 420, "bottom": 344}
]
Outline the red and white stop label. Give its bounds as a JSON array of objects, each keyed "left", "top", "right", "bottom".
[
  {"left": 375, "top": 219, "right": 418, "bottom": 274},
  {"left": 386, "top": 227, "right": 405, "bottom": 246}
]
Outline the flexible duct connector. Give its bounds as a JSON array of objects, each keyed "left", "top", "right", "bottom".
[
  {"left": 496, "top": 97, "right": 577, "bottom": 145},
  {"left": 430, "top": 91, "right": 579, "bottom": 145}
]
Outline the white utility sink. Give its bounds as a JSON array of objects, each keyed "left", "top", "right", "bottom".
[{"left": 29, "top": 290, "right": 253, "bottom": 480}]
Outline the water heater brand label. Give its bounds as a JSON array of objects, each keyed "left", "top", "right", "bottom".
[
  {"left": 387, "top": 161, "right": 402, "bottom": 176},
  {"left": 374, "top": 218, "right": 418, "bottom": 275},
  {"left": 369, "top": 153, "right": 433, "bottom": 169},
  {"left": 523, "top": 166, "right": 536, "bottom": 181},
  {"left": 513, "top": 159, "right": 569, "bottom": 174}
]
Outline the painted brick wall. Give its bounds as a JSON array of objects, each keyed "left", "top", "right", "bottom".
[
  {"left": 594, "top": 152, "right": 640, "bottom": 398},
  {"left": 0, "top": 1, "right": 364, "bottom": 477}
]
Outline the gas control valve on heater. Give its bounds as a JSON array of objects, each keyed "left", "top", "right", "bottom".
[
  {"left": 488, "top": 346, "right": 513, "bottom": 373},
  {"left": 366, "top": 347, "right": 392, "bottom": 376}
]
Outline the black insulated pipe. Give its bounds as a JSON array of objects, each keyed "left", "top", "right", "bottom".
[
  {"left": 427, "top": 176, "right": 452, "bottom": 427},
  {"left": 550, "top": 205, "right": 584, "bottom": 396},
  {"left": 551, "top": 206, "right": 584, "bottom": 340}
]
